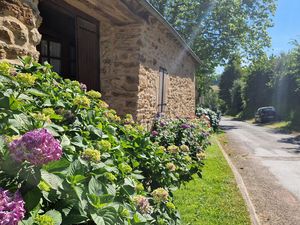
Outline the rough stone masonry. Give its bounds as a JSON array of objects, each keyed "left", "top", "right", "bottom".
[{"left": 0, "top": 0, "right": 198, "bottom": 126}]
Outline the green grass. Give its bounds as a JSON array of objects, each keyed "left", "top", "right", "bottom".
[
  {"left": 264, "top": 121, "right": 290, "bottom": 129},
  {"left": 174, "top": 135, "right": 251, "bottom": 225},
  {"left": 253, "top": 120, "right": 300, "bottom": 133}
]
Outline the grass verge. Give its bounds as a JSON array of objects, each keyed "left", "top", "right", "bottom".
[{"left": 174, "top": 134, "right": 251, "bottom": 225}]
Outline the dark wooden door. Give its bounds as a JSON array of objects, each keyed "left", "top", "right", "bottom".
[{"left": 76, "top": 17, "right": 100, "bottom": 91}]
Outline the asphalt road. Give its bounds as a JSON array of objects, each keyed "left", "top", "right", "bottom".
[{"left": 220, "top": 117, "right": 300, "bottom": 225}]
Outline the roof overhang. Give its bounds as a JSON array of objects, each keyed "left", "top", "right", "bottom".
[{"left": 139, "top": 0, "right": 201, "bottom": 65}]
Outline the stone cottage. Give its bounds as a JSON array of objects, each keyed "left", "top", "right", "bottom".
[{"left": 0, "top": 0, "right": 200, "bottom": 125}]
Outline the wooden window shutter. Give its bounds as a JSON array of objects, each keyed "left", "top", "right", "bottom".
[
  {"left": 162, "top": 72, "right": 169, "bottom": 112},
  {"left": 76, "top": 17, "right": 100, "bottom": 91},
  {"left": 158, "top": 68, "right": 168, "bottom": 113}
]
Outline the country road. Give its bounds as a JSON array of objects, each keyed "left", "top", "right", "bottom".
[{"left": 220, "top": 117, "right": 300, "bottom": 225}]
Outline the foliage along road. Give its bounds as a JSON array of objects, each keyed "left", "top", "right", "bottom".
[{"left": 220, "top": 117, "right": 300, "bottom": 225}]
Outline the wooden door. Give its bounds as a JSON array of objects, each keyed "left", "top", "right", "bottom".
[{"left": 76, "top": 17, "right": 100, "bottom": 91}]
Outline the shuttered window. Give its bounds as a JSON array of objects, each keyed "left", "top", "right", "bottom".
[
  {"left": 76, "top": 17, "right": 100, "bottom": 91},
  {"left": 158, "top": 67, "right": 168, "bottom": 113}
]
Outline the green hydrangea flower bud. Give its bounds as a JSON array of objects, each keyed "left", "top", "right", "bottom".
[
  {"left": 180, "top": 144, "right": 189, "bottom": 152},
  {"left": 166, "top": 202, "right": 176, "bottom": 210},
  {"left": 16, "top": 73, "right": 36, "bottom": 87},
  {"left": 81, "top": 148, "right": 101, "bottom": 162},
  {"left": 86, "top": 90, "right": 102, "bottom": 99},
  {"left": 166, "top": 162, "right": 176, "bottom": 172},
  {"left": 0, "top": 61, "right": 11, "bottom": 76},
  {"left": 118, "top": 163, "right": 132, "bottom": 174},
  {"left": 38, "top": 180, "right": 51, "bottom": 192},
  {"left": 106, "top": 172, "right": 117, "bottom": 182},
  {"left": 135, "top": 183, "right": 144, "bottom": 192},
  {"left": 98, "top": 140, "right": 111, "bottom": 151},
  {"left": 151, "top": 188, "right": 169, "bottom": 203},
  {"left": 167, "top": 145, "right": 179, "bottom": 154},
  {"left": 120, "top": 209, "right": 130, "bottom": 217},
  {"left": 35, "top": 214, "right": 54, "bottom": 225},
  {"left": 73, "top": 95, "right": 91, "bottom": 108}
]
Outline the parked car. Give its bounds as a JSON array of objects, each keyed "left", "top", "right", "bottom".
[{"left": 255, "top": 106, "right": 277, "bottom": 123}]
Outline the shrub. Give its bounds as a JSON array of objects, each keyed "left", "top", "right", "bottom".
[
  {"left": 150, "top": 116, "right": 211, "bottom": 187},
  {"left": 196, "top": 107, "right": 221, "bottom": 131},
  {"left": 0, "top": 57, "right": 211, "bottom": 225}
]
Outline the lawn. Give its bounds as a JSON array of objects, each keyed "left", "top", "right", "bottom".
[{"left": 174, "top": 135, "right": 251, "bottom": 225}]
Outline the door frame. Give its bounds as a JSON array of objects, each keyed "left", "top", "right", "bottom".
[{"left": 39, "top": 0, "right": 101, "bottom": 90}]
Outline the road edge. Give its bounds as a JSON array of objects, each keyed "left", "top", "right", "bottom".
[{"left": 215, "top": 137, "right": 261, "bottom": 225}]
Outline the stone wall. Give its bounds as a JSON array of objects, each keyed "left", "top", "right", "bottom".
[
  {"left": 136, "top": 18, "right": 197, "bottom": 125},
  {"left": 0, "top": 0, "right": 41, "bottom": 63},
  {"left": 0, "top": 0, "right": 197, "bottom": 124},
  {"left": 100, "top": 23, "right": 142, "bottom": 117},
  {"left": 65, "top": 0, "right": 142, "bottom": 117}
]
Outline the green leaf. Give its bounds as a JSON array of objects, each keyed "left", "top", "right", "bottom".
[
  {"left": 61, "top": 135, "right": 70, "bottom": 147},
  {"left": 41, "top": 170, "right": 63, "bottom": 191},
  {"left": 88, "top": 177, "right": 106, "bottom": 196},
  {"left": 43, "top": 159, "right": 70, "bottom": 173},
  {"left": 90, "top": 213, "right": 105, "bottom": 225},
  {"left": 42, "top": 98, "right": 52, "bottom": 107},
  {"left": 0, "top": 95, "right": 9, "bottom": 109},
  {"left": 23, "top": 187, "right": 41, "bottom": 212},
  {"left": 88, "top": 194, "right": 102, "bottom": 209},
  {"left": 45, "top": 210, "right": 62, "bottom": 225},
  {"left": 68, "top": 175, "right": 86, "bottom": 185},
  {"left": 91, "top": 207, "right": 117, "bottom": 225},
  {"left": 26, "top": 88, "right": 48, "bottom": 97}
]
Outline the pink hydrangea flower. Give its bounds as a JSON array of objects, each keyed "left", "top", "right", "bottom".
[
  {"left": 133, "top": 195, "right": 153, "bottom": 214},
  {"left": 151, "top": 130, "right": 159, "bottom": 137},
  {"left": 181, "top": 124, "right": 191, "bottom": 129},
  {"left": 9, "top": 129, "right": 62, "bottom": 166},
  {"left": 0, "top": 188, "right": 25, "bottom": 225}
]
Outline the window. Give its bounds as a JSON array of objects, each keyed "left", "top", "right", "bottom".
[
  {"left": 158, "top": 67, "right": 168, "bottom": 113},
  {"left": 40, "top": 39, "right": 62, "bottom": 74},
  {"left": 38, "top": 0, "right": 100, "bottom": 90}
]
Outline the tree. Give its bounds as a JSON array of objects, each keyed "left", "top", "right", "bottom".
[
  {"left": 148, "top": 0, "right": 276, "bottom": 72},
  {"left": 219, "top": 57, "right": 243, "bottom": 112},
  {"left": 241, "top": 55, "right": 274, "bottom": 117},
  {"left": 230, "top": 79, "right": 244, "bottom": 115}
]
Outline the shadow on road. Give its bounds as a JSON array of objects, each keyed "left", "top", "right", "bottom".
[
  {"left": 278, "top": 135, "right": 300, "bottom": 145},
  {"left": 220, "top": 125, "right": 238, "bottom": 131},
  {"left": 278, "top": 135, "right": 300, "bottom": 154}
]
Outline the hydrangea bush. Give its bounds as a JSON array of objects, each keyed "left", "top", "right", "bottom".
[
  {"left": 196, "top": 107, "right": 221, "bottom": 131},
  {"left": 0, "top": 57, "right": 211, "bottom": 225}
]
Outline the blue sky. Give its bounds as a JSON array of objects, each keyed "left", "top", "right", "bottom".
[
  {"left": 268, "top": 0, "right": 300, "bottom": 55},
  {"left": 216, "top": 0, "right": 300, "bottom": 74}
]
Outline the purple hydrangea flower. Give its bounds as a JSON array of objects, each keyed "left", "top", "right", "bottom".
[
  {"left": 80, "top": 83, "right": 87, "bottom": 92},
  {"left": 133, "top": 195, "right": 153, "bottom": 214},
  {"left": 181, "top": 124, "right": 191, "bottom": 129},
  {"left": 9, "top": 129, "right": 62, "bottom": 166},
  {"left": 160, "top": 121, "right": 166, "bottom": 127},
  {"left": 151, "top": 130, "right": 159, "bottom": 137},
  {"left": 0, "top": 188, "right": 25, "bottom": 225}
]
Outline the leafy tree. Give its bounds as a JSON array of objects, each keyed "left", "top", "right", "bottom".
[
  {"left": 230, "top": 79, "right": 244, "bottom": 115},
  {"left": 148, "top": 0, "right": 276, "bottom": 71},
  {"left": 241, "top": 55, "right": 274, "bottom": 117},
  {"left": 273, "top": 42, "right": 300, "bottom": 125},
  {"left": 219, "top": 57, "right": 243, "bottom": 112}
]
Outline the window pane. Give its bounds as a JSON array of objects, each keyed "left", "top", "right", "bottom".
[
  {"left": 40, "top": 57, "right": 48, "bottom": 64},
  {"left": 49, "top": 41, "right": 61, "bottom": 57},
  {"left": 50, "top": 58, "right": 61, "bottom": 74},
  {"left": 41, "top": 40, "right": 48, "bottom": 56}
]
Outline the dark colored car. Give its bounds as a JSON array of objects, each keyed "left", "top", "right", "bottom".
[{"left": 255, "top": 106, "right": 277, "bottom": 123}]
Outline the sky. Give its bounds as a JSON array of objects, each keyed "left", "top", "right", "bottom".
[
  {"left": 216, "top": 0, "right": 300, "bottom": 74},
  {"left": 268, "top": 0, "right": 300, "bottom": 55}
]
